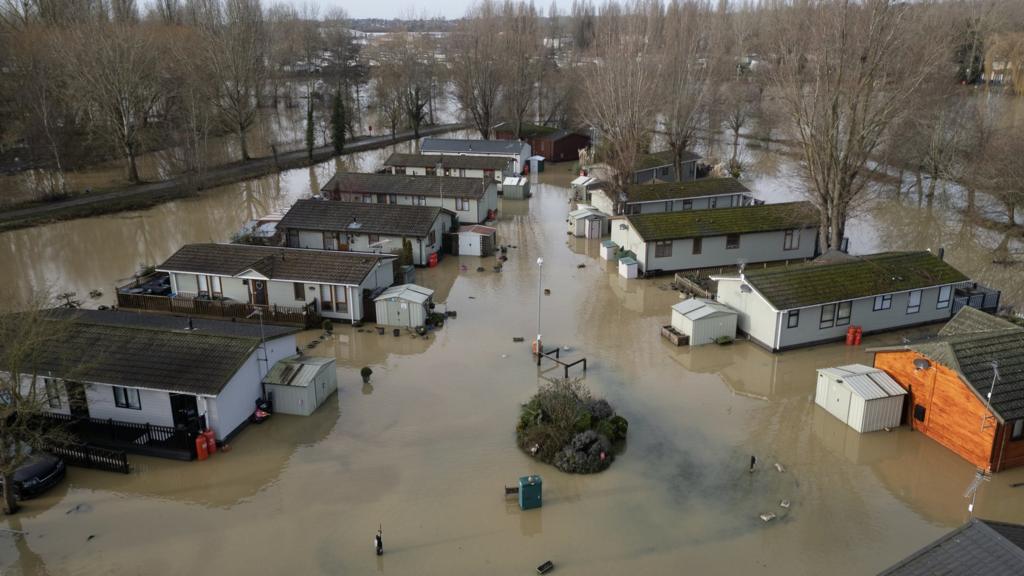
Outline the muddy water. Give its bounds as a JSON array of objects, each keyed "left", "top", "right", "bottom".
[{"left": 3, "top": 158, "right": 1024, "bottom": 575}]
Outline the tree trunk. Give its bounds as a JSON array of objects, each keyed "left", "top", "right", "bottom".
[
  {"left": 238, "top": 126, "right": 250, "bottom": 161},
  {"left": 966, "top": 187, "right": 976, "bottom": 216},
  {"left": 2, "top": 471, "right": 18, "bottom": 515},
  {"left": 125, "top": 147, "right": 140, "bottom": 184},
  {"left": 829, "top": 201, "right": 846, "bottom": 251}
]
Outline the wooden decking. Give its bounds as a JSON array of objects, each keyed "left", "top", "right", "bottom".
[{"left": 116, "top": 291, "right": 318, "bottom": 327}]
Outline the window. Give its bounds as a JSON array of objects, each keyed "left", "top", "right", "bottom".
[
  {"left": 787, "top": 310, "right": 799, "bottom": 328},
  {"left": 913, "top": 404, "right": 926, "bottom": 422},
  {"left": 367, "top": 234, "right": 381, "bottom": 244},
  {"left": 907, "top": 290, "right": 922, "bottom": 314},
  {"left": 710, "top": 197, "right": 718, "bottom": 209},
  {"left": 415, "top": 195, "right": 427, "bottom": 206},
  {"left": 334, "top": 286, "right": 348, "bottom": 313},
  {"left": 820, "top": 303, "right": 836, "bottom": 329},
  {"left": 113, "top": 387, "right": 141, "bottom": 410},
  {"left": 659, "top": 166, "right": 670, "bottom": 177},
  {"left": 457, "top": 198, "right": 470, "bottom": 211},
  {"left": 726, "top": 234, "right": 741, "bottom": 249},
  {"left": 664, "top": 201, "right": 673, "bottom": 212},
  {"left": 654, "top": 241, "right": 673, "bottom": 258},
  {"left": 210, "top": 276, "right": 222, "bottom": 297},
  {"left": 287, "top": 230, "right": 299, "bottom": 248},
  {"left": 836, "top": 301, "right": 852, "bottom": 326},
  {"left": 44, "top": 378, "right": 61, "bottom": 409},
  {"left": 320, "top": 285, "right": 333, "bottom": 310},
  {"left": 692, "top": 237, "right": 702, "bottom": 255},
  {"left": 873, "top": 294, "right": 893, "bottom": 311},
  {"left": 293, "top": 282, "right": 305, "bottom": 300},
  {"left": 1013, "top": 419, "right": 1024, "bottom": 441},
  {"left": 682, "top": 200, "right": 692, "bottom": 210},
  {"left": 937, "top": 285, "right": 952, "bottom": 309},
  {"left": 783, "top": 229, "right": 800, "bottom": 251}
]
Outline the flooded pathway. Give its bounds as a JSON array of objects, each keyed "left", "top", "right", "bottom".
[{"left": 3, "top": 158, "right": 1024, "bottom": 575}]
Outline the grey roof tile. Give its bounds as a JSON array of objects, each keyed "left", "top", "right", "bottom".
[
  {"left": 879, "top": 519, "right": 1024, "bottom": 576},
  {"left": 279, "top": 200, "right": 449, "bottom": 237},
  {"left": 320, "top": 172, "right": 489, "bottom": 199}
]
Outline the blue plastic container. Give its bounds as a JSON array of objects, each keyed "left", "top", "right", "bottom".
[{"left": 518, "top": 475, "right": 542, "bottom": 510}]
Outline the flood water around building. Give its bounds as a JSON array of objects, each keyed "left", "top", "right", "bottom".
[{"left": 3, "top": 150, "right": 1024, "bottom": 575}]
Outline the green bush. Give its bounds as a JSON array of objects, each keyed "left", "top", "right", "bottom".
[
  {"left": 574, "top": 411, "right": 592, "bottom": 432},
  {"left": 322, "top": 319, "right": 333, "bottom": 333},
  {"left": 594, "top": 419, "right": 616, "bottom": 441},
  {"left": 609, "top": 415, "right": 629, "bottom": 442}
]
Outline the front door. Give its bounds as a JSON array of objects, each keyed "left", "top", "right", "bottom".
[
  {"left": 169, "top": 393, "right": 200, "bottom": 433},
  {"left": 251, "top": 280, "right": 269, "bottom": 306},
  {"left": 65, "top": 382, "right": 89, "bottom": 418}
]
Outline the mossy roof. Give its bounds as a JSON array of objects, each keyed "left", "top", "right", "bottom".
[
  {"left": 626, "top": 201, "right": 818, "bottom": 242},
  {"left": 624, "top": 178, "right": 751, "bottom": 203},
  {"left": 740, "top": 251, "right": 969, "bottom": 310}
]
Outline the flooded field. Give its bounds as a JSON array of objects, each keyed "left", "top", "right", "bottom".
[{"left": 3, "top": 149, "right": 1024, "bottom": 575}]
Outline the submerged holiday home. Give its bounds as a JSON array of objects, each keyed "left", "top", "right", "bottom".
[
  {"left": 609, "top": 201, "right": 819, "bottom": 275},
  {"left": 631, "top": 150, "right": 701, "bottom": 184},
  {"left": 870, "top": 307, "right": 1024, "bottom": 472},
  {"left": 714, "top": 251, "right": 971, "bottom": 352},
  {"left": 420, "top": 137, "right": 532, "bottom": 174},
  {"left": 591, "top": 178, "right": 757, "bottom": 216},
  {"left": 8, "top": 309, "right": 299, "bottom": 459},
  {"left": 383, "top": 153, "right": 511, "bottom": 182},
  {"left": 320, "top": 172, "right": 498, "bottom": 224},
  {"left": 493, "top": 122, "right": 591, "bottom": 162},
  {"left": 132, "top": 243, "right": 395, "bottom": 324},
  {"left": 278, "top": 199, "right": 454, "bottom": 266}
]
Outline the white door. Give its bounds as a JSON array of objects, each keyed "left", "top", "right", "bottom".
[{"left": 827, "top": 381, "right": 852, "bottom": 423}]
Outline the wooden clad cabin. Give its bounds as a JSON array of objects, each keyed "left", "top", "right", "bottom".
[{"left": 871, "top": 307, "right": 1024, "bottom": 472}]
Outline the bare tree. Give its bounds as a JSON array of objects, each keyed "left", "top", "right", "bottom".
[
  {"left": 375, "top": 31, "right": 435, "bottom": 139},
  {"left": 0, "top": 296, "right": 75, "bottom": 515},
  {"left": 500, "top": 0, "right": 542, "bottom": 137},
  {"left": 203, "top": 0, "right": 267, "bottom": 161},
  {"left": 374, "top": 66, "right": 405, "bottom": 139},
  {"left": 56, "top": 22, "right": 162, "bottom": 183},
  {"left": 765, "top": 0, "right": 951, "bottom": 251},
  {"left": 450, "top": 0, "right": 503, "bottom": 139}
]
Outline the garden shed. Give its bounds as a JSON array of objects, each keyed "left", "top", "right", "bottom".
[
  {"left": 263, "top": 355, "right": 338, "bottom": 416},
  {"left": 600, "top": 240, "right": 618, "bottom": 260},
  {"left": 815, "top": 364, "right": 906, "bottom": 433},
  {"left": 457, "top": 224, "right": 497, "bottom": 256},
  {"left": 502, "top": 176, "right": 531, "bottom": 199},
  {"left": 618, "top": 256, "right": 638, "bottom": 279},
  {"left": 670, "top": 298, "right": 738, "bottom": 346},
  {"left": 374, "top": 284, "right": 434, "bottom": 328},
  {"left": 568, "top": 206, "right": 608, "bottom": 239}
]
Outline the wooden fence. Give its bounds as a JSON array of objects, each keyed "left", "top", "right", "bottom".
[
  {"left": 116, "top": 292, "right": 315, "bottom": 326},
  {"left": 51, "top": 443, "right": 130, "bottom": 474}
]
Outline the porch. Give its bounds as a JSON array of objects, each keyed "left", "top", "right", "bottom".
[
  {"left": 43, "top": 413, "right": 196, "bottom": 461},
  {"left": 952, "top": 281, "right": 1001, "bottom": 314}
]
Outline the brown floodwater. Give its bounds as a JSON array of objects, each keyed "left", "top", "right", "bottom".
[{"left": 2, "top": 149, "right": 1024, "bottom": 575}]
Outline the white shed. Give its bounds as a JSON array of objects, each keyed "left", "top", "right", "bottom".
[
  {"left": 568, "top": 206, "right": 608, "bottom": 238},
  {"left": 374, "top": 284, "right": 434, "bottom": 328},
  {"left": 263, "top": 355, "right": 338, "bottom": 416},
  {"left": 618, "top": 256, "right": 638, "bottom": 279},
  {"left": 457, "top": 224, "right": 497, "bottom": 256},
  {"left": 503, "top": 176, "right": 531, "bottom": 199},
  {"left": 600, "top": 240, "right": 618, "bottom": 261},
  {"left": 815, "top": 364, "right": 906, "bottom": 433},
  {"left": 670, "top": 298, "right": 738, "bottom": 346}
]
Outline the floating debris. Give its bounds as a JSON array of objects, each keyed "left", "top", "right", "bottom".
[
  {"left": 493, "top": 265, "right": 503, "bottom": 272},
  {"left": 469, "top": 296, "right": 476, "bottom": 299},
  {"left": 759, "top": 512, "right": 776, "bottom": 523},
  {"left": 749, "top": 455, "right": 757, "bottom": 473},
  {"left": 477, "top": 266, "right": 486, "bottom": 272},
  {"left": 774, "top": 463, "right": 786, "bottom": 473},
  {"left": 780, "top": 500, "right": 791, "bottom": 509},
  {"left": 89, "top": 289, "right": 103, "bottom": 299},
  {"left": 562, "top": 345, "right": 571, "bottom": 351},
  {"left": 577, "top": 263, "right": 586, "bottom": 269},
  {"left": 544, "top": 288, "right": 551, "bottom": 295},
  {"left": 501, "top": 354, "right": 508, "bottom": 358},
  {"left": 513, "top": 337, "right": 525, "bottom": 342}
]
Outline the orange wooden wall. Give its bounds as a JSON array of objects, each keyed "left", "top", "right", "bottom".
[{"left": 875, "top": 350, "right": 998, "bottom": 471}]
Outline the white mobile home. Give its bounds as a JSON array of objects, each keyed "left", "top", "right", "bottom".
[
  {"left": 383, "top": 153, "right": 511, "bottom": 183},
  {"left": 12, "top": 310, "right": 299, "bottom": 456},
  {"left": 815, "top": 364, "right": 906, "bottom": 433},
  {"left": 609, "top": 201, "right": 819, "bottom": 275},
  {"left": 591, "top": 178, "right": 756, "bottom": 216},
  {"left": 421, "top": 138, "right": 532, "bottom": 174},
  {"left": 321, "top": 172, "right": 498, "bottom": 224},
  {"left": 279, "top": 199, "right": 454, "bottom": 266},
  {"left": 263, "top": 355, "right": 338, "bottom": 416},
  {"left": 631, "top": 150, "right": 701, "bottom": 184},
  {"left": 158, "top": 243, "right": 395, "bottom": 323},
  {"left": 713, "top": 251, "right": 970, "bottom": 351},
  {"left": 670, "top": 298, "right": 738, "bottom": 346}
]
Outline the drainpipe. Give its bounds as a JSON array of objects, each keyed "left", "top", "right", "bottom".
[
  {"left": 994, "top": 421, "right": 1008, "bottom": 472},
  {"left": 774, "top": 309, "right": 785, "bottom": 352}
]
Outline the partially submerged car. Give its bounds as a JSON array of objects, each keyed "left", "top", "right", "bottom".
[{"left": 1, "top": 448, "right": 66, "bottom": 500}]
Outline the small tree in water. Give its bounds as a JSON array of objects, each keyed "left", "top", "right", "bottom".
[
  {"left": 0, "top": 295, "right": 77, "bottom": 514},
  {"left": 306, "top": 95, "right": 315, "bottom": 161},
  {"left": 331, "top": 91, "right": 346, "bottom": 156},
  {"left": 516, "top": 378, "right": 628, "bottom": 474}
]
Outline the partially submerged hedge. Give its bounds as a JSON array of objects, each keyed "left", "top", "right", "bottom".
[{"left": 516, "top": 378, "right": 628, "bottom": 474}]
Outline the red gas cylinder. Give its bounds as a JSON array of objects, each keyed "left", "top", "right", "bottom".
[
  {"left": 845, "top": 326, "right": 855, "bottom": 345},
  {"left": 428, "top": 252, "right": 439, "bottom": 268},
  {"left": 853, "top": 326, "right": 863, "bottom": 346},
  {"left": 195, "top": 435, "right": 209, "bottom": 461},
  {"left": 203, "top": 429, "right": 217, "bottom": 454}
]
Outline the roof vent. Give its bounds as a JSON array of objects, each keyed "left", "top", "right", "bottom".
[{"left": 348, "top": 217, "right": 362, "bottom": 230}]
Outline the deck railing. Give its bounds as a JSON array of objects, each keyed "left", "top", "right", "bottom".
[
  {"left": 116, "top": 291, "right": 315, "bottom": 326},
  {"left": 50, "top": 443, "right": 131, "bottom": 474},
  {"left": 42, "top": 412, "right": 196, "bottom": 460}
]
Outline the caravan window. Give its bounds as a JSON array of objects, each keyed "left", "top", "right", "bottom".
[
  {"left": 819, "top": 303, "right": 836, "bottom": 329},
  {"left": 113, "top": 387, "right": 142, "bottom": 410},
  {"left": 937, "top": 285, "right": 952, "bottom": 309},
  {"left": 44, "top": 378, "right": 62, "bottom": 408},
  {"left": 836, "top": 301, "right": 852, "bottom": 326},
  {"left": 873, "top": 294, "right": 893, "bottom": 311},
  {"left": 907, "top": 290, "right": 922, "bottom": 314},
  {"left": 787, "top": 310, "right": 799, "bottom": 328},
  {"left": 1013, "top": 420, "right": 1024, "bottom": 441}
]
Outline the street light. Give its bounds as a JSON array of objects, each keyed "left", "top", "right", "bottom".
[{"left": 535, "top": 257, "right": 544, "bottom": 355}]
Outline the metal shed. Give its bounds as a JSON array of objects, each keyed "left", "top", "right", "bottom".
[
  {"left": 502, "top": 176, "right": 531, "bottom": 199},
  {"left": 263, "top": 355, "right": 338, "bottom": 416},
  {"left": 568, "top": 206, "right": 608, "bottom": 239},
  {"left": 374, "top": 284, "right": 434, "bottom": 328},
  {"left": 600, "top": 240, "right": 618, "bottom": 260},
  {"left": 815, "top": 364, "right": 906, "bottom": 433},
  {"left": 457, "top": 224, "right": 497, "bottom": 256},
  {"left": 670, "top": 298, "right": 738, "bottom": 346},
  {"left": 618, "top": 256, "right": 638, "bottom": 279}
]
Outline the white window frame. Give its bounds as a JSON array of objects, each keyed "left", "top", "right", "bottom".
[
  {"left": 725, "top": 234, "right": 741, "bottom": 250},
  {"left": 907, "top": 290, "right": 922, "bottom": 314},
  {"left": 819, "top": 303, "right": 836, "bottom": 329},
  {"left": 783, "top": 229, "right": 800, "bottom": 251},
  {"left": 937, "top": 285, "right": 952, "bottom": 309},
  {"left": 457, "top": 198, "right": 470, "bottom": 211},
  {"left": 786, "top": 310, "right": 799, "bottom": 328},
  {"left": 654, "top": 240, "right": 673, "bottom": 258},
  {"left": 873, "top": 294, "right": 893, "bottom": 311},
  {"left": 836, "top": 301, "right": 852, "bottom": 326},
  {"left": 44, "top": 377, "right": 62, "bottom": 409}
]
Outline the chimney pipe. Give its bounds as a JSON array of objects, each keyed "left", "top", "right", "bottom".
[{"left": 938, "top": 247, "right": 945, "bottom": 260}]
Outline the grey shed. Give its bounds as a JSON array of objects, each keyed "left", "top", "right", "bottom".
[
  {"left": 670, "top": 298, "right": 738, "bottom": 346},
  {"left": 263, "top": 355, "right": 338, "bottom": 416},
  {"left": 815, "top": 364, "right": 906, "bottom": 433},
  {"left": 502, "top": 176, "right": 531, "bottom": 199},
  {"left": 374, "top": 284, "right": 434, "bottom": 328}
]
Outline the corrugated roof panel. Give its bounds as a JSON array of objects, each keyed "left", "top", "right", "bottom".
[{"left": 865, "top": 371, "right": 908, "bottom": 397}]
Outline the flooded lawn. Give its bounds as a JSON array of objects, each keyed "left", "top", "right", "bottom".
[{"left": 3, "top": 157, "right": 1024, "bottom": 575}]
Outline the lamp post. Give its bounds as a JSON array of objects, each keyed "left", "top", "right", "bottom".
[{"left": 535, "top": 257, "right": 544, "bottom": 356}]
